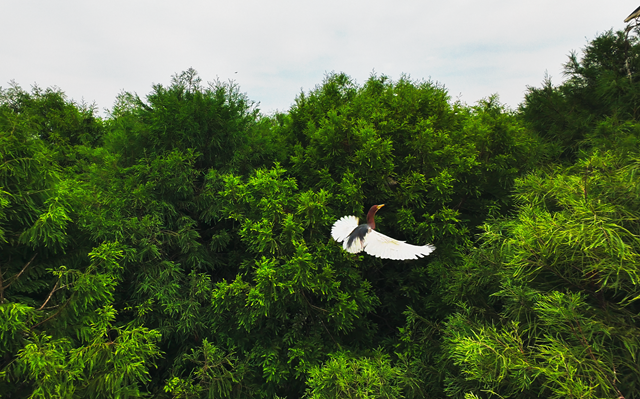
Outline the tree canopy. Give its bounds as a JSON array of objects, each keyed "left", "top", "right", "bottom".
[{"left": 1, "top": 28, "right": 640, "bottom": 398}]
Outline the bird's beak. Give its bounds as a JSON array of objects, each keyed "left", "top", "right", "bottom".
[{"left": 378, "top": 204, "right": 385, "bottom": 210}]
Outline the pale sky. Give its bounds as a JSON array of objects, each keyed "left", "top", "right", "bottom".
[{"left": 1, "top": 1, "right": 635, "bottom": 116}]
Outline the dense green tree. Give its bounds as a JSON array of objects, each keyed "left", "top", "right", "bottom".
[
  {"left": 73, "top": 69, "right": 535, "bottom": 397},
  {"left": 0, "top": 70, "right": 540, "bottom": 397},
  {"left": 3, "top": 26, "right": 639, "bottom": 399},
  {"left": 283, "top": 73, "right": 539, "bottom": 335},
  {"left": 304, "top": 350, "right": 419, "bottom": 399},
  {"left": 105, "top": 68, "right": 285, "bottom": 173},
  {"left": 443, "top": 152, "right": 640, "bottom": 398},
  {"left": 522, "top": 29, "right": 640, "bottom": 159},
  {"left": 0, "top": 84, "right": 161, "bottom": 397},
  {"left": 442, "top": 28, "right": 640, "bottom": 398}
]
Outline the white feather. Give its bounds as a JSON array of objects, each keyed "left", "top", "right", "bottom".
[
  {"left": 363, "top": 230, "right": 436, "bottom": 260},
  {"left": 332, "top": 214, "right": 436, "bottom": 260},
  {"left": 331, "top": 215, "right": 359, "bottom": 242},
  {"left": 343, "top": 234, "right": 366, "bottom": 253}
]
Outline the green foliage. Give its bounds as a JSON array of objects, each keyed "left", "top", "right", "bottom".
[
  {"left": 4, "top": 26, "right": 640, "bottom": 398},
  {"left": 442, "top": 37, "right": 640, "bottom": 397},
  {"left": 0, "top": 70, "right": 541, "bottom": 398},
  {"left": 15, "top": 311, "right": 161, "bottom": 399},
  {"left": 0, "top": 82, "right": 103, "bottom": 149},
  {"left": 105, "top": 68, "right": 284, "bottom": 173},
  {"left": 1, "top": 242, "right": 162, "bottom": 398},
  {"left": 0, "top": 303, "right": 34, "bottom": 356},
  {"left": 284, "top": 73, "right": 539, "bottom": 343},
  {"left": 202, "top": 164, "right": 380, "bottom": 395},
  {"left": 305, "top": 350, "right": 418, "bottom": 399},
  {"left": 288, "top": 73, "right": 536, "bottom": 233},
  {"left": 164, "top": 339, "right": 245, "bottom": 399},
  {"left": 522, "top": 29, "right": 640, "bottom": 159}
]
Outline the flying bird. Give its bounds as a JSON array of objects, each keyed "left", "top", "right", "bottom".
[
  {"left": 625, "top": 5, "right": 640, "bottom": 22},
  {"left": 331, "top": 204, "right": 436, "bottom": 260}
]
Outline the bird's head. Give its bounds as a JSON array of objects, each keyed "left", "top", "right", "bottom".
[{"left": 366, "top": 204, "right": 385, "bottom": 227}]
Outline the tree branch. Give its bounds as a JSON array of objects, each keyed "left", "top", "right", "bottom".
[
  {"left": 32, "top": 294, "right": 74, "bottom": 330},
  {"left": 37, "top": 281, "right": 61, "bottom": 311},
  {"left": 1, "top": 252, "right": 37, "bottom": 304}
]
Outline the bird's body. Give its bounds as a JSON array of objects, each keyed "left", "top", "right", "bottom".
[
  {"left": 344, "top": 223, "right": 370, "bottom": 251},
  {"left": 331, "top": 205, "right": 435, "bottom": 260}
]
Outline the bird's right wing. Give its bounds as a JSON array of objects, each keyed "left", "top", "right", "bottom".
[
  {"left": 364, "top": 230, "right": 435, "bottom": 260},
  {"left": 331, "top": 215, "right": 359, "bottom": 242}
]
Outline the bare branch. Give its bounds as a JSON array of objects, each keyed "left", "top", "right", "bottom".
[
  {"left": 3, "top": 253, "right": 37, "bottom": 290},
  {"left": 32, "top": 294, "right": 74, "bottom": 330},
  {"left": 1, "top": 252, "right": 37, "bottom": 304},
  {"left": 38, "top": 281, "right": 60, "bottom": 311}
]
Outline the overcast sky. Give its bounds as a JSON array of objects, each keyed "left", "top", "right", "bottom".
[{"left": 1, "top": 1, "right": 635, "bottom": 116}]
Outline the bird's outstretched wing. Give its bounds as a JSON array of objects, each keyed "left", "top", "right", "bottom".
[
  {"left": 363, "top": 230, "right": 435, "bottom": 260},
  {"left": 332, "top": 215, "right": 436, "bottom": 259},
  {"left": 331, "top": 215, "right": 359, "bottom": 242},
  {"left": 331, "top": 215, "right": 367, "bottom": 253}
]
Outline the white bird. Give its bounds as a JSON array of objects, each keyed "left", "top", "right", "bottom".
[
  {"left": 625, "top": 5, "right": 640, "bottom": 22},
  {"left": 331, "top": 204, "right": 436, "bottom": 260}
]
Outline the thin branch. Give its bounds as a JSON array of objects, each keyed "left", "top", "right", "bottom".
[
  {"left": 3, "top": 253, "right": 37, "bottom": 289},
  {"left": 300, "top": 290, "right": 328, "bottom": 312},
  {"left": 37, "top": 281, "right": 60, "bottom": 311},
  {"left": 573, "top": 320, "right": 625, "bottom": 399},
  {"left": 31, "top": 294, "right": 74, "bottom": 330},
  {"left": 298, "top": 290, "right": 337, "bottom": 345},
  {"left": 319, "top": 318, "right": 338, "bottom": 346},
  {"left": 1, "top": 252, "right": 37, "bottom": 304}
]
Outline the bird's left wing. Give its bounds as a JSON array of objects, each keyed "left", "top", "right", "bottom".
[
  {"left": 364, "top": 230, "right": 435, "bottom": 260},
  {"left": 331, "top": 215, "right": 359, "bottom": 242}
]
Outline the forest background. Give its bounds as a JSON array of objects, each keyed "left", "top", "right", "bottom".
[{"left": 1, "top": 27, "right": 640, "bottom": 399}]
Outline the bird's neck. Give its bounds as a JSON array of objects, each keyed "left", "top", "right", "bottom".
[{"left": 366, "top": 208, "right": 377, "bottom": 229}]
